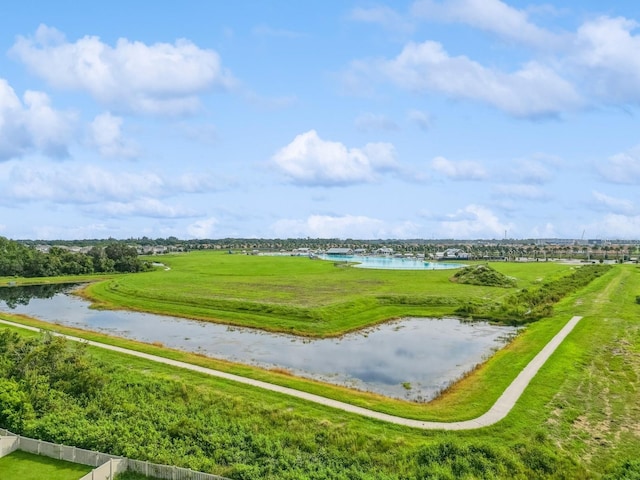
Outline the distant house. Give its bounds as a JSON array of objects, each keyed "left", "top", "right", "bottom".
[
  {"left": 353, "top": 248, "right": 367, "bottom": 255},
  {"left": 375, "top": 247, "right": 394, "bottom": 255},
  {"left": 436, "top": 248, "right": 470, "bottom": 260},
  {"left": 326, "top": 247, "right": 353, "bottom": 256}
]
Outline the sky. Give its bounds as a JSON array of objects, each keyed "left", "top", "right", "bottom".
[{"left": 1, "top": 1, "right": 640, "bottom": 241}]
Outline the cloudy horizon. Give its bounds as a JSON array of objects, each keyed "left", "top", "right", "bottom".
[{"left": 1, "top": 1, "right": 640, "bottom": 240}]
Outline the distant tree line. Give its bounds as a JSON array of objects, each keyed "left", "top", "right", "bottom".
[{"left": 0, "top": 237, "right": 151, "bottom": 277}]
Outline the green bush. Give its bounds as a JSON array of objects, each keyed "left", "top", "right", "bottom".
[{"left": 451, "top": 264, "right": 517, "bottom": 288}]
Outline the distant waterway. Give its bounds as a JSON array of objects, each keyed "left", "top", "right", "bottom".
[
  {"left": 318, "top": 254, "right": 466, "bottom": 270},
  {"left": 0, "top": 284, "right": 518, "bottom": 401}
]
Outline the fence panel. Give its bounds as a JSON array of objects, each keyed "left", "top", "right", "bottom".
[
  {"left": 0, "top": 436, "right": 19, "bottom": 458},
  {"left": 18, "top": 436, "right": 40, "bottom": 454},
  {"left": 39, "top": 439, "right": 61, "bottom": 459},
  {"left": 0, "top": 429, "right": 229, "bottom": 479}
]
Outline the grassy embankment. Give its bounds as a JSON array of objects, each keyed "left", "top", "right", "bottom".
[
  {"left": 0, "top": 450, "right": 92, "bottom": 480},
  {"left": 79, "top": 251, "right": 575, "bottom": 336},
  {"left": 0, "top": 264, "right": 638, "bottom": 478},
  {"left": 0, "top": 254, "right": 610, "bottom": 422}
]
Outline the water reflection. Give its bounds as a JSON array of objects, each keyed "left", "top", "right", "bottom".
[
  {"left": 0, "top": 283, "right": 77, "bottom": 309},
  {"left": 0, "top": 284, "right": 518, "bottom": 401}
]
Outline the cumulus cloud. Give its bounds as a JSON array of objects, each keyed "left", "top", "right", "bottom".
[
  {"left": 430, "top": 156, "right": 487, "bottom": 180},
  {"left": 347, "top": 4, "right": 640, "bottom": 115},
  {"left": 354, "top": 113, "right": 399, "bottom": 132},
  {"left": 271, "top": 130, "right": 400, "bottom": 186},
  {"left": 571, "top": 16, "right": 640, "bottom": 103},
  {"left": 438, "top": 204, "right": 513, "bottom": 238},
  {"left": 599, "top": 146, "right": 640, "bottom": 184},
  {"left": 0, "top": 78, "right": 75, "bottom": 160},
  {"left": 89, "top": 112, "right": 138, "bottom": 158},
  {"left": 187, "top": 217, "right": 218, "bottom": 238},
  {"left": 271, "top": 214, "right": 418, "bottom": 239},
  {"left": 11, "top": 24, "right": 234, "bottom": 115},
  {"left": 369, "top": 40, "right": 581, "bottom": 117},
  {"left": 411, "top": 0, "right": 564, "bottom": 49}
]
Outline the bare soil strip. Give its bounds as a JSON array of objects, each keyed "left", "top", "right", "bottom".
[{"left": 0, "top": 315, "right": 582, "bottom": 430}]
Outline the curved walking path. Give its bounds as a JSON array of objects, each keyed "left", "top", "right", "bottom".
[{"left": 0, "top": 315, "right": 582, "bottom": 431}]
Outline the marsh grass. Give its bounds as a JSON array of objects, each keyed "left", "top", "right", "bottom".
[{"left": 79, "top": 252, "right": 573, "bottom": 336}]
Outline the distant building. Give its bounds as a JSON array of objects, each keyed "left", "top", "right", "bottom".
[
  {"left": 326, "top": 247, "right": 353, "bottom": 255},
  {"left": 436, "top": 248, "right": 470, "bottom": 260}
]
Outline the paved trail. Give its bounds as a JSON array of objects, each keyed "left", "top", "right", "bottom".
[{"left": 0, "top": 315, "right": 582, "bottom": 430}]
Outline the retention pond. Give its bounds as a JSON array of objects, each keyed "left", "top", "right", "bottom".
[{"left": 0, "top": 283, "right": 518, "bottom": 402}]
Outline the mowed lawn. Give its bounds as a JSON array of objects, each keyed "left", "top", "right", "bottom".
[
  {"left": 0, "top": 450, "right": 92, "bottom": 480},
  {"left": 82, "top": 251, "right": 573, "bottom": 336}
]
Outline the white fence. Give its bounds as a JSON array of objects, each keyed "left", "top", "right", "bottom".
[{"left": 0, "top": 428, "right": 229, "bottom": 480}]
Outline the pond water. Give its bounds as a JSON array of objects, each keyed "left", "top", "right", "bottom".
[
  {"left": 0, "top": 284, "right": 518, "bottom": 401},
  {"left": 318, "top": 255, "right": 466, "bottom": 270}
]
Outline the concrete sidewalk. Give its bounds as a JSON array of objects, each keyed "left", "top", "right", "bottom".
[{"left": 0, "top": 315, "right": 582, "bottom": 431}]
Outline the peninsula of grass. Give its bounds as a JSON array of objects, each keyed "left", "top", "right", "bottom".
[
  {"left": 1, "top": 265, "right": 639, "bottom": 479},
  {"left": 79, "top": 251, "right": 578, "bottom": 336},
  {"left": 0, "top": 450, "right": 92, "bottom": 480}
]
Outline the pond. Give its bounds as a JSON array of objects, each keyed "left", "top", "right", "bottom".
[
  {"left": 0, "top": 284, "right": 518, "bottom": 402},
  {"left": 318, "top": 255, "right": 466, "bottom": 270}
]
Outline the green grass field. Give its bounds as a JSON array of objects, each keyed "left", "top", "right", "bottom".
[
  {"left": 0, "top": 450, "right": 92, "bottom": 480},
  {"left": 80, "top": 252, "right": 575, "bottom": 336},
  {"left": 1, "top": 254, "right": 639, "bottom": 478}
]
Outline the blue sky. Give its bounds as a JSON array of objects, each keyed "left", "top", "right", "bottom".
[{"left": 1, "top": 1, "right": 640, "bottom": 240}]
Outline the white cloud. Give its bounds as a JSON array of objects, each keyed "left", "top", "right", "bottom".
[
  {"left": 408, "top": 109, "right": 431, "bottom": 131},
  {"left": 431, "top": 156, "right": 487, "bottom": 180},
  {"left": 510, "top": 158, "right": 553, "bottom": 184},
  {"left": 493, "top": 184, "right": 550, "bottom": 201},
  {"left": 599, "top": 146, "right": 640, "bottom": 184},
  {"left": 11, "top": 24, "right": 234, "bottom": 115},
  {"left": 0, "top": 78, "right": 75, "bottom": 160},
  {"left": 411, "top": 0, "right": 564, "bottom": 49},
  {"left": 348, "top": 6, "right": 414, "bottom": 33},
  {"left": 86, "top": 198, "right": 196, "bottom": 218},
  {"left": 586, "top": 214, "right": 640, "bottom": 239},
  {"left": 354, "top": 113, "right": 398, "bottom": 132},
  {"left": 89, "top": 112, "right": 138, "bottom": 158},
  {"left": 3, "top": 161, "right": 223, "bottom": 204},
  {"left": 32, "top": 223, "right": 112, "bottom": 241},
  {"left": 271, "top": 214, "right": 418, "bottom": 239},
  {"left": 439, "top": 204, "right": 513, "bottom": 238},
  {"left": 370, "top": 40, "right": 581, "bottom": 117},
  {"left": 571, "top": 16, "right": 640, "bottom": 103},
  {"left": 592, "top": 191, "right": 635, "bottom": 215},
  {"left": 530, "top": 222, "right": 557, "bottom": 238},
  {"left": 187, "top": 217, "right": 218, "bottom": 238},
  {"left": 271, "top": 130, "right": 399, "bottom": 186}
]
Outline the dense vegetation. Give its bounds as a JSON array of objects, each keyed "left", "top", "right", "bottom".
[
  {"left": 0, "top": 236, "right": 151, "bottom": 277},
  {"left": 0, "top": 263, "right": 638, "bottom": 479},
  {"left": 0, "top": 329, "right": 582, "bottom": 479},
  {"left": 451, "top": 264, "right": 517, "bottom": 287},
  {"left": 456, "top": 264, "right": 611, "bottom": 324}
]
